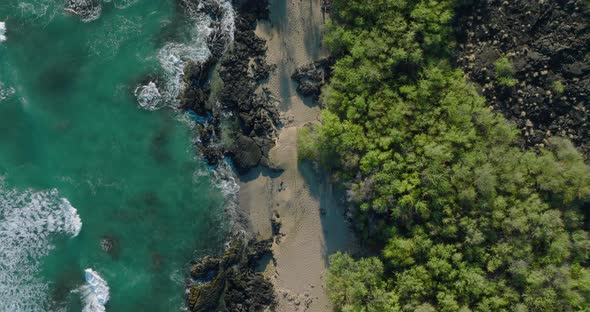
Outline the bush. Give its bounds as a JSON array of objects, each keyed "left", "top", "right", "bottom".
[
  {"left": 297, "top": 125, "right": 319, "bottom": 162},
  {"left": 495, "top": 56, "right": 518, "bottom": 87},
  {"left": 553, "top": 80, "right": 565, "bottom": 94}
]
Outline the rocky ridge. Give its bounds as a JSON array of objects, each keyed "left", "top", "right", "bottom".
[{"left": 456, "top": 0, "right": 590, "bottom": 156}]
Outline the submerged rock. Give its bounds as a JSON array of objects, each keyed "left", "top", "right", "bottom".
[{"left": 100, "top": 235, "right": 120, "bottom": 259}]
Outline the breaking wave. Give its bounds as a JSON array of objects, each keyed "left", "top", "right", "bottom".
[
  {"left": 81, "top": 269, "right": 110, "bottom": 312},
  {"left": 0, "top": 179, "right": 82, "bottom": 311},
  {"left": 0, "top": 22, "right": 6, "bottom": 42}
]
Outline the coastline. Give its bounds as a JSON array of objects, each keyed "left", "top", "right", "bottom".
[{"left": 239, "top": 0, "right": 357, "bottom": 310}]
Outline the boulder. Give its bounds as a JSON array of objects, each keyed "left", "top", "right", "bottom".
[{"left": 231, "top": 135, "right": 262, "bottom": 173}]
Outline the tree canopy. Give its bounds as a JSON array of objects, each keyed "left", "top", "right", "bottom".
[{"left": 306, "top": 0, "right": 590, "bottom": 311}]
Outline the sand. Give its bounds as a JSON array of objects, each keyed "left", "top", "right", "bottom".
[{"left": 238, "top": 0, "right": 358, "bottom": 311}]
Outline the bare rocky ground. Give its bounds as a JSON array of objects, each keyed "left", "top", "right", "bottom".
[{"left": 456, "top": 0, "right": 590, "bottom": 156}]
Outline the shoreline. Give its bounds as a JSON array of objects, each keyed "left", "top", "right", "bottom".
[{"left": 238, "top": 0, "right": 357, "bottom": 310}]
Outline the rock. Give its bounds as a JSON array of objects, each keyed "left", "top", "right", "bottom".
[
  {"left": 251, "top": 56, "right": 276, "bottom": 81},
  {"left": 291, "top": 58, "right": 334, "bottom": 101},
  {"left": 176, "top": 0, "right": 279, "bottom": 174},
  {"left": 187, "top": 238, "right": 275, "bottom": 312},
  {"left": 100, "top": 235, "right": 120, "bottom": 259},
  {"left": 231, "top": 134, "right": 262, "bottom": 174}
]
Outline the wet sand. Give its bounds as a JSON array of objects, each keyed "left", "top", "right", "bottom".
[{"left": 238, "top": 0, "right": 358, "bottom": 311}]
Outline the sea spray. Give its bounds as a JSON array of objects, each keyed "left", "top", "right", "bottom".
[
  {"left": 0, "top": 179, "right": 82, "bottom": 311},
  {"left": 81, "top": 269, "right": 110, "bottom": 312}
]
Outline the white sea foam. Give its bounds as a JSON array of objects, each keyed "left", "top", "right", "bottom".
[
  {"left": 0, "top": 179, "right": 82, "bottom": 311},
  {"left": 135, "top": 81, "right": 163, "bottom": 111},
  {"left": 139, "top": 0, "right": 235, "bottom": 111},
  {"left": 0, "top": 22, "right": 6, "bottom": 42},
  {"left": 65, "top": 0, "right": 102, "bottom": 22},
  {"left": 65, "top": 0, "right": 139, "bottom": 23},
  {"left": 88, "top": 15, "right": 141, "bottom": 58},
  {"left": 0, "top": 82, "right": 15, "bottom": 102},
  {"left": 81, "top": 269, "right": 110, "bottom": 312},
  {"left": 17, "top": 1, "right": 61, "bottom": 26},
  {"left": 157, "top": 29, "right": 211, "bottom": 106}
]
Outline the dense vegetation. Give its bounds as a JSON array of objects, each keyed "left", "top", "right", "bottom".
[{"left": 299, "top": 0, "right": 590, "bottom": 310}]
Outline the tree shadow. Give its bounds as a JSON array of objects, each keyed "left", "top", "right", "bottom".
[{"left": 298, "top": 160, "right": 357, "bottom": 266}]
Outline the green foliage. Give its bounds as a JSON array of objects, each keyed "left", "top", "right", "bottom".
[
  {"left": 297, "top": 125, "right": 319, "bottom": 162},
  {"left": 553, "top": 80, "right": 565, "bottom": 94},
  {"left": 316, "top": 0, "right": 590, "bottom": 310},
  {"left": 327, "top": 253, "right": 398, "bottom": 312},
  {"left": 495, "top": 56, "right": 518, "bottom": 87}
]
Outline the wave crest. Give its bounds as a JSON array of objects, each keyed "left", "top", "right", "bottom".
[
  {"left": 0, "top": 22, "right": 6, "bottom": 42},
  {"left": 81, "top": 269, "right": 110, "bottom": 312}
]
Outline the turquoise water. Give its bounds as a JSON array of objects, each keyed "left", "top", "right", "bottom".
[{"left": 0, "top": 1, "right": 229, "bottom": 311}]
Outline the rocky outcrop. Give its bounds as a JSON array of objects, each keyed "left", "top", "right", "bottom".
[
  {"left": 291, "top": 58, "right": 334, "bottom": 102},
  {"left": 187, "top": 238, "right": 275, "bottom": 312},
  {"left": 179, "top": 0, "right": 280, "bottom": 172},
  {"left": 456, "top": 0, "right": 590, "bottom": 156},
  {"left": 218, "top": 13, "right": 280, "bottom": 172}
]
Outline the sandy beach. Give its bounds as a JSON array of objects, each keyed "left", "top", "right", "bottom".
[{"left": 238, "top": 0, "right": 358, "bottom": 311}]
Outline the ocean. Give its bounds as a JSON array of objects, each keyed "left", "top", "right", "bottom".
[{"left": 0, "top": 0, "right": 234, "bottom": 311}]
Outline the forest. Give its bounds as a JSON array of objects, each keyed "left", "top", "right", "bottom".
[{"left": 298, "top": 0, "right": 590, "bottom": 310}]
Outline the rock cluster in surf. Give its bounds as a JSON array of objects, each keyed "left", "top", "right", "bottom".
[
  {"left": 187, "top": 237, "right": 275, "bottom": 312},
  {"left": 179, "top": 0, "right": 280, "bottom": 174},
  {"left": 456, "top": 0, "right": 590, "bottom": 156}
]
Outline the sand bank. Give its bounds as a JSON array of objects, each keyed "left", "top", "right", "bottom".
[{"left": 238, "top": 0, "right": 358, "bottom": 311}]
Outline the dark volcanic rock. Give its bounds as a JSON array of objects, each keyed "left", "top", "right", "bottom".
[
  {"left": 177, "top": 0, "right": 279, "bottom": 173},
  {"left": 180, "top": 60, "right": 215, "bottom": 115},
  {"left": 251, "top": 56, "right": 276, "bottom": 81},
  {"left": 456, "top": 0, "right": 590, "bottom": 156},
  {"left": 291, "top": 58, "right": 334, "bottom": 102},
  {"left": 231, "top": 135, "right": 263, "bottom": 173},
  {"left": 216, "top": 6, "right": 280, "bottom": 172},
  {"left": 187, "top": 238, "right": 275, "bottom": 312}
]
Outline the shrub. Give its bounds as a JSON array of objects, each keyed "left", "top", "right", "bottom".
[
  {"left": 495, "top": 56, "right": 518, "bottom": 87},
  {"left": 553, "top": 80, "right": 565, "bottom": 94}
]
